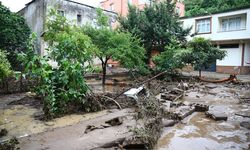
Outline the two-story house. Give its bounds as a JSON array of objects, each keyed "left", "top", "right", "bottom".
[{"left": 181, "top": 8, "right": 250, "bottom": 74}]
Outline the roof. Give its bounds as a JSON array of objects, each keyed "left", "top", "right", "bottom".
[
  {"left": 180, "top": 6, "right": 250, "bottom": 19},
  {"left": 20, "top": 0, "right": 117, "bottom": 15}
]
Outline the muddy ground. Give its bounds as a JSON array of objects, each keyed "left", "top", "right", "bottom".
[{"left": 0, "top": 76, "right": 250, "bottom": 150}]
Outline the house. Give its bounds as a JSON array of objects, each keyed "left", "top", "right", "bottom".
[
  {"left": 18, "top": 0, "right": 117, "bottom": 57},
  {"left": 100, "top": 0, "right": 185, "bottom": 17},
  {"left": 181, "top": 7, "right": 250, "bottom": 74}
]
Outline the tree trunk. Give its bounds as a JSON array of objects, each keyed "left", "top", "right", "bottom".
[
  {"left": 199, "top": 69, "right": 201, "bottom": 78},
  {"left": 102, "top": 62, "right": 107, "bottom": 85}
]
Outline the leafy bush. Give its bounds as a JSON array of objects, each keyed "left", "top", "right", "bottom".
[
  {"left": 0, "top": 2, "right": 30, "bottom": 70},
  {"left": 0, "top": 50, "right": 12, "bottom": 80}
]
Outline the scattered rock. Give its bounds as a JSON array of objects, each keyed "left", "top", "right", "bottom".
[
  {"left": 161, "top": 119, "right": 176, "bottom": 127},
  {"left": 194, "top": 103, "right": 209, "bottom": 112},
  {"left": 105, "top": 117, "right": 123, "bottom": 126},
  {"left": 205, "top": 83, "right": 218, "bottom": 89},
  {"left": 205, "top": 110, "right": 227, "bottom": 121},
  {"left": 175, "top": 105, "right": 195, "bottom": 120}
]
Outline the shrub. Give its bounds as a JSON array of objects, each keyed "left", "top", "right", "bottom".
[{"left": 0, "top": 50, "right": 12, "bottom": 80}]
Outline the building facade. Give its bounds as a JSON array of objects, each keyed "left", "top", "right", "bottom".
[
  {"left": 181, "top": 8, "right": 250, "bottom": 74},
  {"left": 100, "top": 0, "right": 185, "bottom": 17},
  {"left": 19, "top": 0, "right": 117, "bottom": 56}
]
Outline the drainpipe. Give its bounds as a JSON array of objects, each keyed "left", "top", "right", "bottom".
[{"left": 241, "top": 43, "right": 245, "bottom": 74}]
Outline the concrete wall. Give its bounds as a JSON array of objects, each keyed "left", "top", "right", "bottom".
[
  {"left": 19, "top": 0, "right": 45, "bottom": 54},
  {"left": 46, "top": 0, "right": 117, "bottom": 27}
]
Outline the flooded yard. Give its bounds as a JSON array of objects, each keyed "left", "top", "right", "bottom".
[{"left": 0, "top": 77, "right": 250, "bottom": 150}]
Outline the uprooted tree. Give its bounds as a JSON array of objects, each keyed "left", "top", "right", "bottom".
[
  {"left": 83, "top": 9, "right": 147, "bottom": 85},
  {"left": 119, "top": 0, "right": 191, "bottom": 62},
  {"left": 154, "top": 37, "right": 227, "bottom": 77}
]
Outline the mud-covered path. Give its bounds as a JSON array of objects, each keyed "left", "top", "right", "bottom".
[{"left": 18, "top": 108, "right": 135, "bottom": 150}]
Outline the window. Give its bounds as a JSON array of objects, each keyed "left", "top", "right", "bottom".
[
  {"left": 110, "top": 3, "right": 114, "bottom": 11},
  {"left": 221, "top": 16, "right": 243, "bottom": 32},
  {"left": 219, "top": 44, "right": 239, "bottom": 49},
  {"left": 176, "top": 6, "right": 180, "bottom": 15},
  {"left": 77, "top": 14, "right": 82, "bottom": 25},
  {"left": 196, "top": 18, "right": 211, "bottom": 34},
  {"left": 57, "top": 10, "right": 64, "bottom": 16}
]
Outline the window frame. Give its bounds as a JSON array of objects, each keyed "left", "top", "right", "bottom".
[
  {"left": 219, "top": 14, "right": 246, "bottom": 32},
  {"left": 195, "top": 17, "right": 212, "bottom": 34}
]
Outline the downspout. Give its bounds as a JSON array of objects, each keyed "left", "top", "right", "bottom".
[{"left": 241, "top": 43, "right": 245, "bottom": 74}]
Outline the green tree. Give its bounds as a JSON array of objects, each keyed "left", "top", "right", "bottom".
[
  {"left": 83, "top": 9, "right": 147, "bottom": 85},
  {"left": 0, "top": 2, "right": 30, "bottom": 70},
  {"left": 184, "top": 0, "right": 250, "bottom": 17},
  {"left": 119, "top": 0, "right": 191, "bottom": 62},
  {"left": 155, "top": 37, "right": 226, "bottom": 77},
  {"left": 19, "top": 11, "right": 97, "bottom": 118},
  {"left": 185, "top": 38, "right": 226, "bottom": 77}
]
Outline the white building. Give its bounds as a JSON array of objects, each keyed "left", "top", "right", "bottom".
[
  {"left": 19, "top": 0, "right": 117, "bottom": 56},
  {"left": 181, "top": 8, "right": 250, "bottom": 74}
]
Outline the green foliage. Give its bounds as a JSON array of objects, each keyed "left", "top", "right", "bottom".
[
  {"left": 83, "top": 9, "right": 147, "bottom": 85},
  {"left": 119, "top": 1, "right": 191, "bottom": 61},
  {"left": 20, "top": 10, "right": 98, "bottom": 118},
  {"left": 185, "top": 37, "right": 227, "bottom": 71},
  {"left": 184, "top": 0, "right": 250, "bottom": 17},
  {"left": 154, "top": 37, "right": 227, "bottom": 76},
  {"left": 153, "top": 39, "right": 189, "bottom": 72},
  {"left": 0, "top": 2, "right": 30, "bottom": 70},
  {"left": 0, "top": 50, "right": 12, "bottom": 80}
]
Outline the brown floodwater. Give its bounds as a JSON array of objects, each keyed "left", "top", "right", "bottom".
[{"left": 156, "top": 84, "right": 250, "bottom": 150}]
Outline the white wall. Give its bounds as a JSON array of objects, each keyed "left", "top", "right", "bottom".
[
  {"left": 217, "top": 46, "right": 242, "bottom": 66},
  {"left": 181, "top": 8, "right": 250, "bottom": 41}
]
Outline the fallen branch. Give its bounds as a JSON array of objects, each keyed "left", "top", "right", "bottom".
[
  {"left": 173, "top": 93, "right": 184, "bottom": 101},
  {"left": 114, "top": 71, "right": 168, "bottom": 100},
  {"left": 235, "top": 113, "right": 250, "bottom": 118},
  {"left": 199, "top": 74, "right": 238, "bottom": 83},
  {"left": 102, "top": 95, "right": 122, "bottom": 110}
]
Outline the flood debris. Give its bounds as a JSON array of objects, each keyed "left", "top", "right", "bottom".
[
  {"left": 0, "top": 129, "right": 8, "bottom": 137},
  {"left": 124, "top": 86, "right": 144, "bottom": 99},
  {"left": 0, "top": 137, "right": 19, "bottom": 150}
]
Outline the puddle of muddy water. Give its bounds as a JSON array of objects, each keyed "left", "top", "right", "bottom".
[
  {"left": 0, "top": 104, "right": 107, "bottom": 141},
  {"left": 157, "top": 113, "right": 249, "bottom": 150}
]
